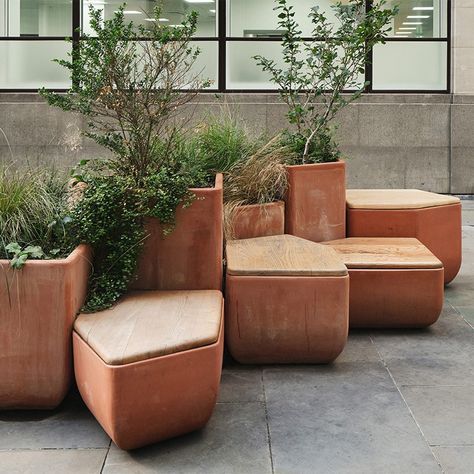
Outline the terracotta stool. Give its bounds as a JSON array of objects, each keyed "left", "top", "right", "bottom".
[
  {"left": 73, "top": 290, "right": 223, "bottom": 450},
  {"left": 346, "top": 189, "right": 461, "bottom": 284},
  {"left": 324, "top": 238, "right": 444, "bottom": 329},
  {"left": 225, "top": 235, "right": 349, "bottom": 364}
]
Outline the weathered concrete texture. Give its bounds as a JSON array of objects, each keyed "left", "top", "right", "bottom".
[{"left": 2, "top": 93, "right": 474, "bottom": 193}]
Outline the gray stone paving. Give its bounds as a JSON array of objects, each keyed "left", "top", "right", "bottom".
[{"left": 1, "top": 209, "right": 473, "bottom": 473}]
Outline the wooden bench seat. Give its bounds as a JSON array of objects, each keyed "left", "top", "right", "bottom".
[
  {"left": 225, "top": 235, "right": 349, "bottom": 364},
  {"left": 346, "top": 189, "right": 462, "bottom": 284},
  {"left": 73, "top": 290, "right": 224, "bottom": 450},
  {"left": 324, "top": 238, "right": 444, "bottom": 328},
  {"left": 74, "top": 290, "right": 222, "bottom": 365}
]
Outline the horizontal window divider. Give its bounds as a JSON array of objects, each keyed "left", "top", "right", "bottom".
[
  {"left": 371, "top": 89, "right": 450, "bottom": 94},
  {"left": 78, "top": 37, "right": 218, "bottom": 42},
  {"left": 383, "top": 38, "right": 449, "bottom": 42}
]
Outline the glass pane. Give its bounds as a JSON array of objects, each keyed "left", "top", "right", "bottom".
[
  {"left": 228, "top": 0, "right": 347, "bottom": 37},
  {"left": 191, "top": 41, "right": 218, "bottom": 88},
  {"left": 82, "top": 0, "right": 217, "bottom": 37},
  {"left": 0, "top": 41, "right": 71, "bottom": 88},
  {"left": 372, "top": 41, "right": 447, "bottom": 90},
  {"left": 0, "top": 0, "right": 72, "bottom": 37},
  {"left": 382, "top": 0, "right": 448, "bottom": 38},
  {"left": 227, "top": 41, "right": 365, "bottom": 90}
]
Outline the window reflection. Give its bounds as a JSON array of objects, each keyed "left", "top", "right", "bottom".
[
  {"left": 0, "top": 0, "right": 72, "bottom": 37},
  {"left": 82, "top": 0, "right": 217, "bottom": 37}
]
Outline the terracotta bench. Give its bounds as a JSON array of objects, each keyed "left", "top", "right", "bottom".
[
  {"left": 225, "top": 235, "right": 349, "bottom": 364},
  {"left": 346, "top": 189, "right": 461, "bottom": 284},
  {"left": 73, "top": 290, "right": 223, "bottom": 450},
  {"left": 324, "top": 238, "right": 444, "bottom": 328}
]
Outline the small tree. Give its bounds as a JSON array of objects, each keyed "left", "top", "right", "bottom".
[
  {"left": 39, "top": 5, "right": 211, "bottom": 312},
  {"left": 41, "top": 5, "right": 210, "bottom": 183},
  {"left": 254, "top": 0, "right": 397, "bottom": 163}
]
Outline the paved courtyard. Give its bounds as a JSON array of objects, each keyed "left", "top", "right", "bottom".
[{"left": 1, "top": 203, "right": 473, "bottom": 474}]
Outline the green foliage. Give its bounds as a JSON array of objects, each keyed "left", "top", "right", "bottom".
[
  {"left": 40, "top": 4, "right": 209, "bottom": 183},
  {"left": 5, "top": 243, "right": 46, "bottom": 269},
  {"left": 69, "top": 161, "right": 194, "bottom": 312},
  {"left": 0, "top": 166, "right": 71, "bottom": 260},
  {"left": 193, "top": 113, "right": 255, "bottom": 178},
  {"left": 254, "top": 0, "right": 397, "bottom": 163}
]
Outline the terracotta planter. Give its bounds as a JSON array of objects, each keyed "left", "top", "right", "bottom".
[
  {"left": 229, "top": 201, "right": 285, "bottom": 240},
  {"left": 285, "top": 161, "right": 346, "bottom": 242},
  {"left": 0, "top": 245, "right": 91, "bottom": 409},
  {"left": 133, "top": 174, "right": 223, "bottom": 291}
]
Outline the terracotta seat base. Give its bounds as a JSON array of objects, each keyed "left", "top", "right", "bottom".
[
  {"left": 226, "top": 275, "right": 349, "bottom": 364},
  {"left": 73, "top": 307, "right": 223, "bottom": 450},
  {"left": 348, "top": 269, "right": 444, "bottom": 328}
]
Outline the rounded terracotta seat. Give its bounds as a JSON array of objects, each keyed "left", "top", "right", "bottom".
[
  {"left": 324, "top": 238, "right": 444, "bottom": 329},
  {"left": 346, "top": 189, "right": 461, "bottom": 284},
  {"left": 225, "top": 235, "right": 349, "bottom": 364},
  {"left": 73, "top": 290, "right": 224, "bottom": 450}
]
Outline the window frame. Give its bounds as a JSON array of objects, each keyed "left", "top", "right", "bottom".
[{"left": 0, "top": 0, "right": 451, "bottom": 93}]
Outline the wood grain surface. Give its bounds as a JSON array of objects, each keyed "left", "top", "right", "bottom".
[
  {"left": 346, "top": 189, "right": 460, "bottom": 210},
  {"left": 226, "top": 235, "right": 347, "bottom": 276},
  {"left": 74, "top": 290, "right": 223, "bottom": 365},
  {"left": 324, "top": 237, "right": 443, "bottom": 269}
]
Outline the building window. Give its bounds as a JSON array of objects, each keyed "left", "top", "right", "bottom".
[{"left": 0, "top": 0, "right": 450, "bottom": 92}]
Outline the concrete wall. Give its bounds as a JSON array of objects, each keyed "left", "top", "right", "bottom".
[{"left": 0, "top": 92, "right": 473, "bottom": 194}]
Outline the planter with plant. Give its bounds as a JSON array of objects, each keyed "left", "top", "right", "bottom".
[
  {"left": 0, "top": 167, "right": 91, "bottom": 409},
  {"left": 41, "top": 6, "right": 223, "bottom": 313},
  {"left": 255, "top": 0, "right": 397, "bottom": 242},
  {"left": 192, "top": 111, "right": 287, "bottom": 241}
]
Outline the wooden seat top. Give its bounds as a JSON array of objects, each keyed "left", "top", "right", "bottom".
[
  {"left": 74, "top": 290, "right": 222, "bottom": 366},
  {"left": 226, "top": 234, "right": 347, "bottom": 277},
  {"left": 346, "top": 189, "right": 460, "bottom": 210},
  {"left": 324, "top": 238, "right": 443, "bottom": 269}
]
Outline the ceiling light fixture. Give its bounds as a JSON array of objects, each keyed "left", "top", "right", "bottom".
[
  {"left": 407, "top": 15, "right": 430, "bottom": 19},
  {"left": 209, "top": 9, "right": 216, "bottom": 13},
  {"left": 399, "top": 27, "right": 417, "bottom": 30},
  {"left": 413, "top": 6, "right": 434, "bottom": 10},
  {"left": 115, "top": 10, "right": 142, "bottom": 14},
  {"left": 185, "top": 0, "right": 214, "bottom": 3},
  {"left": 403, "top": 21, "right": 423, "bottom": 25}
]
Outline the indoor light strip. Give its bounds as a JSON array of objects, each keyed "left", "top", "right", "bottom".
[
  {"left": 407, "top": 15, "right": 430, "bottom": 19},
  {"left": 413, "top": 6, "right": 435, "bottom": 10},
  {"left": 399, "top": 27, "right": 417, "bottom": 30},
  {"left": 403, "top": 22, "right": 423, "bottom": 25},
  {"left": 115, "top": 10, "right": 142, "bottom": 14},
  {"left": 396, "top": 31, "right": 412, "bottom": 34},
  {"left": 185, "top": 0, "right": 214, "bottom": 3}
]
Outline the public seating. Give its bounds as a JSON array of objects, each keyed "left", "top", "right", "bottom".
[
  {"left": 225, "top": 234, "right": 349, "bottom": 364},
  {"left": 324, "top": 237, "right": 444, "bottom": 328},
  {"left": 346, "top": 189, "right": 461, "bottom": 284},
  {"left": 73, "top": 290, "right": 224, "bottom": 450}
]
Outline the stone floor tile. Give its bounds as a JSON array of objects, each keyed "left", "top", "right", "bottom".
[
  {"left": 338, "top": 332, "right": 381, "bottom": 363},
  {"left": 0, "top": 449, "right": 107, "bottom": 474},
  {"left": 218, "top": 367, "right": 264, "bottom": 403},
  {"left": 402, "top": 386, "right": 474, "bottom": 446},
  {"left": 455, "top": 306, "right": 474, "bottom": 328},
  {"left": 0, "top": 390, "right": 110, "bottom": 449},
  {"left": 102, "top": 402, "right": 272, "bottom": 474},
  {"left": 263, "top": 363, "right": 440, "bottom": 474},
  {"left": 432, "top": 446, "right": 474, "bottom": 474},
  {"left": 371, "top": 305, "right": 474, "bottom": 386}
]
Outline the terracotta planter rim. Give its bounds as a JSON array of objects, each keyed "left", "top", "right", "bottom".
[
  {"left": 0, "top": 244, "right": 90, "bottom": 267},
  {"left": 189, "top": 173, "right": 223, "bottom": 193},
  {"left": 285, "top": 160, "right": 345, "bottom": 172},
  {"left": 235, "top": 200, "right": 285, "bottom": 210}
]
